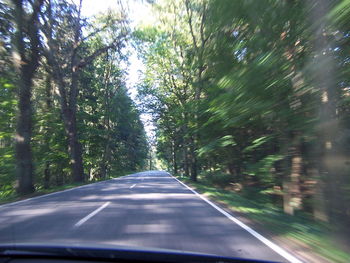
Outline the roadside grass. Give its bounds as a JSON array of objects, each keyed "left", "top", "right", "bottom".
[
  {"left": 0, "top": 171, "right": 132, "bottom": 205},
  {"left": 176, "top": 175, "right": 350, "bottom": 263}
]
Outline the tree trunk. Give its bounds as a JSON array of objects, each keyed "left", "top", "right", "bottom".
[
  {"left": 189, "top": 121, "right": 198, "bottom": 182},
  {"left": 172, "top": 140, "right": 178, "bottom": 174},
  {"left": 12, "top": 0, "right": 43, "bottom": 194},
  {"left": 100, "top": 55, "right": 113, "bottom": 179},
  {"left": 56, "top": 171, "right": 63, "bottom": 186},
  {"left": 44, "top": 161, "right": 51, "bottom": 189},
  {"left": 100, "top": 136, "right": 111, "bottom": 179},
  {"left": 67, "top": 17, "right": 85, "bottom": 182},
  {"left": 289, "top": 140, "right": 303, "bottom": 211},
  {"left": 184, "top": 146, "right": 190, "bottom": 177},
  {"left": 46, "top": 70, "right": 85, "bottom": 183},
  {"left": 190, "top": 158, "right": 197, "bottom": 181},
  {"left": 16, "top": 73, "right": 35, "bottom": 194},
  {"left": 283, "top": 181, "right": 293, "bottom": 215},
  {"left": 100, "top": 144, "right": 110, "bottom": 179},
  {"left": 309, "top": 167, "right": 328, "bottom": 221},
  {"left": 308, "top": 0, "right": 348, "bottom": 230},
  {"left": 189, "top": 136, "right": 197, "bottom": 181},
  {"left": 282, "top": 134, "right": 303, "bottom": 215},
  {"left": 65, "top": 108, "right": 84, "bottom": 182},
  {"left": 173, "top": 151, "right": 178, "bottom": 175}
]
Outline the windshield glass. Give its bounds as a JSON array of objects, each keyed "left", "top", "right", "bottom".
[{"left": 0, "top": 0, "right": 349, "bottom": 262}]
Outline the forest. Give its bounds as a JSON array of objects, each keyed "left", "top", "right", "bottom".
[
  {"left": 1, "top": 0, "right": 350, "bottom": 261},
  {"left": 134, "top": 0, "right": 350, "bottom": 258},
  {"left": 0, "top": 0, "right": 148, "bottom": 198}
]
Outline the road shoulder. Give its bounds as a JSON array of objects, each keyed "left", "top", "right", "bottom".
[{"left": 174, "top": 175, "right": 341, "bottom": 263}]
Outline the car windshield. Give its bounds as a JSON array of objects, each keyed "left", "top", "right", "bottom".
[{"left": 0, "top": 0, "right": 350, "bottom": 262}]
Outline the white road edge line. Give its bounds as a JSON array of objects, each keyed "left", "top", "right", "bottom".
[
  {"left": 130, "top": 184, "right": 136, "bottom": 189},
  {"left": 168, "top": 173, "right": 303, "bottom": 263},
  {"left": 74, "top": 202, "right": 110, "bottom": 228}
]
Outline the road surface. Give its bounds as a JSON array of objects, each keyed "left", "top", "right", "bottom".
[{"left": 0, "top": 171, "right": 300, "bottom": 262}]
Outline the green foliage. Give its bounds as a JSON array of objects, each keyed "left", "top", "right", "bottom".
[
  {"left": 198, "top": 135, "right": 236, "bottom": 157},
  {"left": 0, "top": 0, "right": 148, "bottom": 197},
  {"left": 246, "top": 155, "right": 283, "bottom": 185},
  {"left": 137, "top": 0, "right": 350, "bottom": 254},
  {"left": 1, "top": 0, "right": 350, "bottom": 258},
  {"left": 77, "top": 42, "right": 148, "bottom": 179},
  {"left": 201, "top": 171, "right": 232, "bottom": 187},
  {"left": 242, "top": 136, "right": 273, "bottom": 154},
  {"left": 0, "top": 78, "right": 16, "bottom": 197}
]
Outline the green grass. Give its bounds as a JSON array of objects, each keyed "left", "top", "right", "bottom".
[{"left": 177, "top": 175, "right": 350, "bottom": 263}]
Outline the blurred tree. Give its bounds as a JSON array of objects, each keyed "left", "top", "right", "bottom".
[
  {"left": 136, "top": 0, "right": 350, "bottom": 233},
  {"left": 1, "top": 0, "right": 148, "bottom": 198},
  {"left": 10, "top": 0, "right": 44, "bottom": 194},
  {"left": 40, "top": 0, "right": 128, "bottom": 182}
]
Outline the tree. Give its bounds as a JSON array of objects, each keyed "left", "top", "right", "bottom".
[
  {"left": 137, "top": 0, "right": 350, "bottom": 233},
  {"left": 10, "top": 0, "right": 44, "bottom": 194},
  {"left": 40, "top": 0, "right": 128, "bottom": 182},
  {"left": 1, "top": 0, "right": 148, "bottom": 197}
]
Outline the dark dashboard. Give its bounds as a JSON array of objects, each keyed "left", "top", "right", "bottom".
[{"left": 0, "top": 244, "right": 277, "bottom": 263}]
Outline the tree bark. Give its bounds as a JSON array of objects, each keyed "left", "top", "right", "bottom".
[
  {"left": 12, "top": 0, "right": 43, "bottom": 194},
  {"left": 68, "top": 0, "right": 85, "bottom": 182},
  {"left": 15, "top": 72, "right": 35, "bottom": 194},
  {"left": 63, "top": 106, "right": 84, "bottom": 182}
]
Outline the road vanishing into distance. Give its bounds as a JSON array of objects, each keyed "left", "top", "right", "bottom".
[{"left": 0, "top": 171, "right": 301, "bottom": 263}]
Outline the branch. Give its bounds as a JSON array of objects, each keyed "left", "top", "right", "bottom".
[
  {"left": 76, "top": 33, "right": 126, "bottom": 69},
  {"left": 76, "top": 43, "right": 114, "bottom": 69},
  {"left": 28, "top": 0, "right": 44, "bottom": 71},
  {"left": 77, "top": 16, "right": 126, "bottom": 48},
  {"left": 185, "top": 0, "right": 198, "bottom": 51},
  {"left": 78, "top": 24, "right": 109, "bottom": 44},
  {"left": 41, "top": 43, "right": 69, "bottom": 108}
]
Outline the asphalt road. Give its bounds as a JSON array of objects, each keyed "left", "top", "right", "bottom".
[{"left": 0, "top": 171, "right": 300, "bottom": 262}]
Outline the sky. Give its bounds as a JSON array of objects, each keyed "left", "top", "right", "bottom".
[
  {"left": 79, "top": 0, "right": 150, "bottom": 98},
  {"left": 78, "top": 0, "right": 155, "bottom": 140}
]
